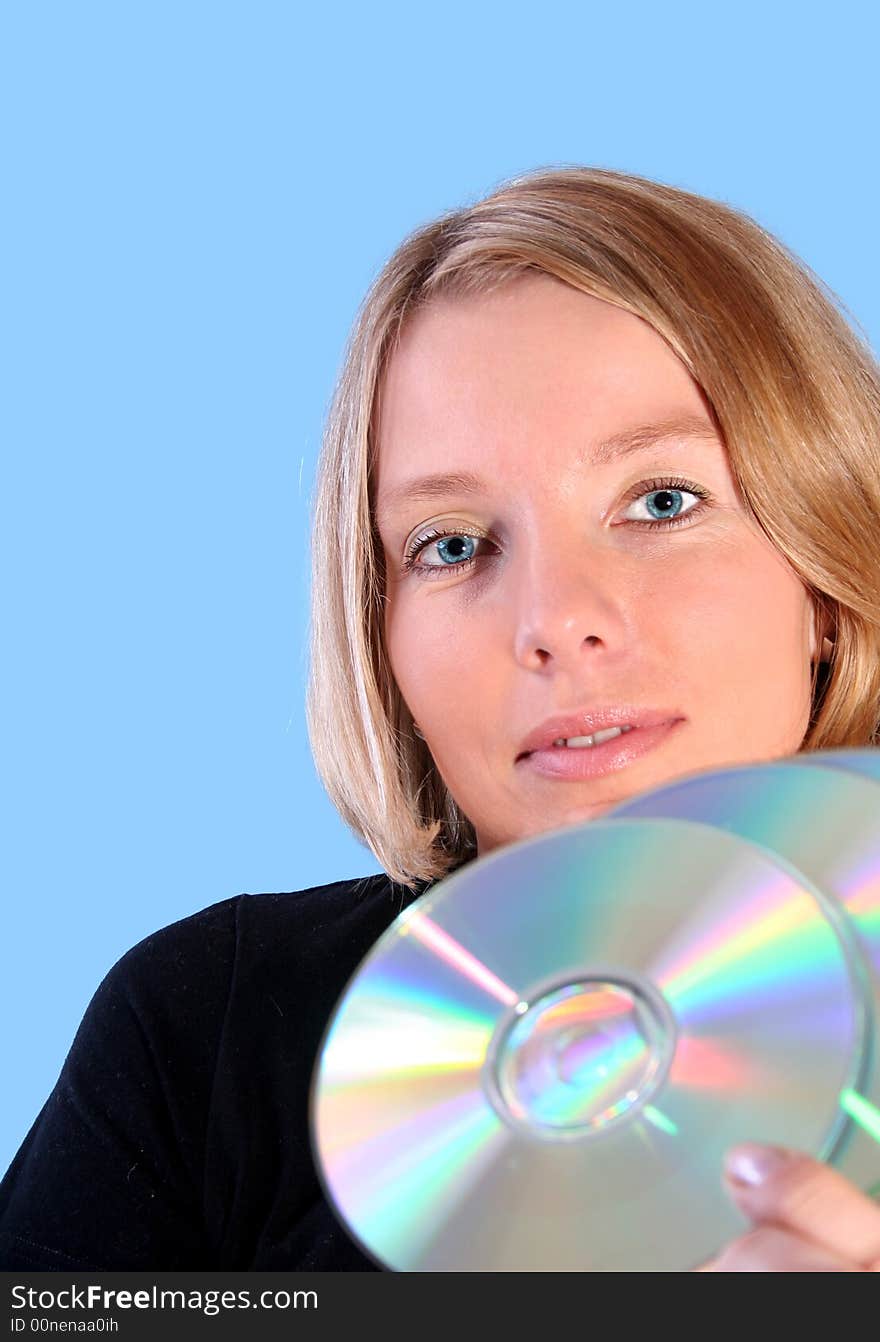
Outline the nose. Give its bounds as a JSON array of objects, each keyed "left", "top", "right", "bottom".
[{"left": 511, "top": 536, "right": 629, "bottom": 673}]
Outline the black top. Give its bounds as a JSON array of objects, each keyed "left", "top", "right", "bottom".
[{"left": 0, "top": 869, "right": 454, "bottom": 1270}]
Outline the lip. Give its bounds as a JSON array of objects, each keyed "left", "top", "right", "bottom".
[
  {"left": 515, "top": 717, "right": 685, "bottom": 781},
  {"left": 515, "top": 707, "right": 684, "bottom": 760}
]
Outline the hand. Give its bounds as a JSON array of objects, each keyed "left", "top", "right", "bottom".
[{"left": 699, "top": 1143, "right": 880, "bottom": 1271}]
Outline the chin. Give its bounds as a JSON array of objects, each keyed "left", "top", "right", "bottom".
[{"left": 556, "top": 798, "right": 620, "bottom": 827}]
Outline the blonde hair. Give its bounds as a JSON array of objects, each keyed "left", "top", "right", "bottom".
[{"left": 305, "top": 165, "right": 880, "bottom": 892}]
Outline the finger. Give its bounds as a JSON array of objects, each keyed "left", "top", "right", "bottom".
[
  {"left": 711, "top": 1224, "right": 863, "bottom": 1272},
  {"left": 723, "top": 1144, "right": 880, "bottom": 1270}
]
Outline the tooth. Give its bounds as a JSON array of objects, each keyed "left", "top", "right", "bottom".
[
  {"left": 547, "top": 724, "right": 635, "bottom": 749},
  {"left": 592, "top": 727, "right": 624, "bottom": 745}
]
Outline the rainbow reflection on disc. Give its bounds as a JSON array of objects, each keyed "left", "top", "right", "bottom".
[
  {"left": 609, "top": 757, "right": 880, "bottom": 1196},
  {"left": 804, "top": 746, "right": 880, "bottom": 786},
  {"left": 310, "top": 817, "right": 867, "bottom": 1271}
]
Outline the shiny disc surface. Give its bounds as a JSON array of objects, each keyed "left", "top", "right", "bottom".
[
  {"left": 609, "top": 757, "right": 880, "bottom": 1196},
  {"left": 310, "top": 816, "right": 866, "bottom": 1271},
  {"left": 804, "top": 746, "right": 880, "bottom": 786}
]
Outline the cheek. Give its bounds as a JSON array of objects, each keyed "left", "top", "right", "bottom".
[
  {"left": 664, "top": 537, "right": 812, "bottom": 712},
  {"left": 385, "top": 586, "right": 505, "bottom": 772},
  {"left": 384, "top": 590, "right": 469, "bottom": 711}
]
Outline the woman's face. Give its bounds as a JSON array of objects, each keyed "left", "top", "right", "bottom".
[{"left": 374, "top": 273, "right": 822, "bottom": 858}]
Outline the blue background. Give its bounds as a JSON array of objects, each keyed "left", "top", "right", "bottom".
[{"left": 2, "top": 1, "right": 878, "bottom": 1173}]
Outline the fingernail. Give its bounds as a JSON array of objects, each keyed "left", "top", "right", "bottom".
[{"left": 724, "top": 1142, "right": 793, "bottom": 1188}]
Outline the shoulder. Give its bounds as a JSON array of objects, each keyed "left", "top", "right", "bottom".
[
  {"left": 223, "top": 872, "right": 427, "bottom": 1011},
  {"left": 37, "top": 871, "right": 418, "bottom": 1175},
  {"left": 233, "top": 871, "right": 424, "bottom": 953},
  {"left": 0, "top": 873, "right": 423, "bottom": 1271},
  {"left": 101, "top": 871, "right": 422, "bottom": 1020}
]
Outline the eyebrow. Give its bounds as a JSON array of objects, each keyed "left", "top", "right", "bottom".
[{"left": 374, "top": 414, "right": 720, "bottom": 525}]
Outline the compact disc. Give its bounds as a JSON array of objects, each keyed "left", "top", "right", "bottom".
[
  {"left": 609, "top": 758, "right": 880, "bottom": 1196},
  {"left": 310, "top": 817, "right": 868, "bottom": 1271},
  {"left": 802, "top": 746, "right": 880, "bottom": 785}
]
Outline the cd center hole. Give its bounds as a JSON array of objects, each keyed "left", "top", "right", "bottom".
[{"left": 553, "top": 1020, "right": 635, "bottom": 1087}]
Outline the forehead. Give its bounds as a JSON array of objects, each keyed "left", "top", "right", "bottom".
[
  {"left": 373, "top": 274, "right": 715, "bottom": 505},
  {"left": 382, "top": 274, "right": 654, "bottom": 398}
]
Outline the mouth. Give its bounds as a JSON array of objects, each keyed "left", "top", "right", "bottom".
[{"left": 515, "top": 717, "right": 685, "bottom": 781}]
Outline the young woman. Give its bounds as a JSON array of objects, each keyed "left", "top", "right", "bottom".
[{"left": 2, "top": 165, "right": 879, "bottom": 1272}]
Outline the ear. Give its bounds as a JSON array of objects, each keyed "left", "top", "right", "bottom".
[{"left": 808, "top": 602, "right": 835, "bottom": 663}]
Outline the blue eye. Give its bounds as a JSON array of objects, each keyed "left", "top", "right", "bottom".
[
  {"left": 626, "top": 487, "right": 695, "bottom": 522},
  {"left": 401, "top": 477, "right": 712, "bottom": 581},
  {"left": 402, "top": 529, "right": 487, "bottom": 579}
]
